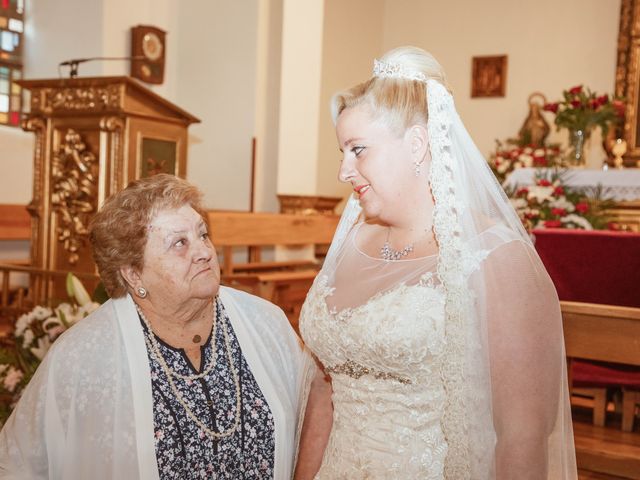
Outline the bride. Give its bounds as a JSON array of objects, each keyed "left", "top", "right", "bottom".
[{"left": 294, "top": 46, "right": 577, "bottom": 479}]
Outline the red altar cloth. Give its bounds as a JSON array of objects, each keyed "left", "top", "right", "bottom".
[{"left": 533, "top": 229, "right": 640, "bottom": 308}]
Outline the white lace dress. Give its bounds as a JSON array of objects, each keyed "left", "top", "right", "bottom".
[{"left": 300, "top": 232, "right": 449, "bottom": 479}]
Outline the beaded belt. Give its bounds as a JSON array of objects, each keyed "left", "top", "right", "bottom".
[{"left": 325, "top": 359, "right": 412, "bottom": 385}]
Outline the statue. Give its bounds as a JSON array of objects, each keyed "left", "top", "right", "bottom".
[{"left": 518, "top": 92, "right": 551, "bottom": 147}]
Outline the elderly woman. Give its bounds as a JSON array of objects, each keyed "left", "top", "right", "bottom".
[{"left": 0, "top": 174, "right": 305, "bottom": 479}]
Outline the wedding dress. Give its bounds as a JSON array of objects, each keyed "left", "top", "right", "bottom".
[{"left": 300, "top": 225, "right": 449, "bottom": 479}]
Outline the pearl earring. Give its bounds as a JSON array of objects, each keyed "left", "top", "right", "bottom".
[{"left": 136, "top": 286, "right": 148, "bottom": 298}]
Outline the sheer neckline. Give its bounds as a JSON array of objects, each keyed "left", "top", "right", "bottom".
[
  {"left": 320, "top": 272, "right": 443, "bottom": 322},
  {"left": 352, "top": 222, "right": 439, "bottom": 263}
]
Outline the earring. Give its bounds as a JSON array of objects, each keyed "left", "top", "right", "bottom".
[
  {"left": 136, "top": 286, "right": 147, "bottom": 298},
  {"left": 414, "top": 160, "right": 423, "bottom": 176}
]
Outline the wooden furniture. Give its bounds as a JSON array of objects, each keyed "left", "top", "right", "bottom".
[
  {"left": 0, "top": 204, "right": 30, "bottom": 241},
  {"left": 562, "top": 302, "right": 640, "bottom": 477},
  {"left": 16, "top": 76, "right": 199, "bottom": 303},
  {"left": 535, "top": 228, "right": 640, "bottom": 435},
  {"left": 563, "top": 302, "right": 640, "bottom": 431},
  {"left": 208, "top": 211, "right": 339, "bottom": 328}
]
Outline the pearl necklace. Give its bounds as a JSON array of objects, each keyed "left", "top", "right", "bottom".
[{"left": 136, "top": 299, "right": 242, "bottom": 439}]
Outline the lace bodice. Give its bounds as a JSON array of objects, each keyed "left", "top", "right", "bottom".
[{"left": 300, "top": 272, "right": 449, "bottom": 479}]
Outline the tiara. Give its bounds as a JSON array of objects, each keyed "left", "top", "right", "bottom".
[{"left": 372, "top": 59, "right": 428, "bottom": 84}]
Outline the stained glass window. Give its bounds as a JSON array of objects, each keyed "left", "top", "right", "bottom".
[{"left": 0, "top": 0, "right": 23, "bottom": 127}]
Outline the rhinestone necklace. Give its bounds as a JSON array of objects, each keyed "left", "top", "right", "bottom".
[
  {"left": 379, "top": 225, "right": 436, "bottom": 261},
  {"left": 136, "top": 299, "right": 242, "bottom": 439},
  {"left": 380, "top": 227, "right": 414, "bottom": 261}
]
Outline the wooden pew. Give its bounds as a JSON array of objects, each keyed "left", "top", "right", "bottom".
[
  {"left": 207, "top": 211, "right": 339, "bottom": 327},
  {"left": 562, "top": 301, "right": 640, "bottom": 478}
]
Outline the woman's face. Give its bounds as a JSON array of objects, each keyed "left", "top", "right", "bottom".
[
  {"left": 137, "top": 204, "right": 220, "bottom": 306},
  {"left": 336, "top": 104, "right": 425, "bottom": 223}
]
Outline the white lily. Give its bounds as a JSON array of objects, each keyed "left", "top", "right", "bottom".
[
  {"left": 30, "top": 337, "right": 52, "bottom": 361},
  {"left": 66, "top": 273, "right": 92, "bottom": 307}
]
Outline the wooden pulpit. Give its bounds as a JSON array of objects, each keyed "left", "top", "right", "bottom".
[{"left": 17, "top": 76, "right": 199, "bottom": 297}]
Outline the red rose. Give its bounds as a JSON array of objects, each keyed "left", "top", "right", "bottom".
[
  {"left": 588, "top": 99, "right": 599, "bottom": 110},
  {"left": 537, "top": 179, "right": 552, "bottom": 187},
  {"left": 575, "top": 202, "right": 589, "bottom": 213},
  {"left": 533, "top": 156, "right": 548, "bottom": 167},
  {"left": 543, "top": 103, "right": 559, "bottom": 114},
  {"left": 554, "top": 186, "right": 564, "bottom": 195},
  {"left": 612, "top": 99, "right": 625, "bottom": 117},
  {"left": 516, "top": 187, "right": 529, "bottom": 197},
  {"left": 569, "top": 85, "right": 583, "bottom": 95},
  {"left": 551, "top": 208, "right": 566, "bottom": 217},
  {"left": 596, "top": 94, "right": 609, "bottom": 106},
  {"left": 544, "top": 220, "right": 563, "bottom": 228},
  {"left": 570, "top": 99, "right": 582, "bottom": 109},
  {"left": 525, "top": 211, "right": 539, "bottom": 220}
]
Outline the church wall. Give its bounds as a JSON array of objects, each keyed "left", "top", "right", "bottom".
[
  {"left": 315, "top": 0, "right": 386, "bottom": 202},
  {"left": 380, "top": 0, "right": 621, "bottom": 168},
  {"left": 174, "top": 0, "right": 259, "bottom": 211}
]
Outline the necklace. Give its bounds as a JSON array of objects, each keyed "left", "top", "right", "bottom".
[
  {"left": 136, "top": 299, "right": 242, "bottom": 439},
  {"left": 380, "top": 227, "right": 414, "bottom": 261}
]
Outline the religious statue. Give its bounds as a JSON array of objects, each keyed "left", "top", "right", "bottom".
[{"left": 518, "top": 92, "right": 551, "bottom": 147}]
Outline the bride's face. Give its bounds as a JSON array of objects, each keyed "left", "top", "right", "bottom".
[{"left": 336, "top": 104, "right": 425, "bottom": 223}]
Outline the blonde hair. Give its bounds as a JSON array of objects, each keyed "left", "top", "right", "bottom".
[
  {"left": 331, "top": 46, "right": 450, "bottom": 133},
  {"left": 89, "top": 174, "right": 207, "bottom": 298}
]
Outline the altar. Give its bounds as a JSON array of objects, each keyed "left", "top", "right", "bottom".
[{"left": 504, "top": 168, "right": 640, "bottom": 231}]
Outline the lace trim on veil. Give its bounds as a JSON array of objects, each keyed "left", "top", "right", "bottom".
[{"left": 427, "top": 79, "right": 472, "bottom": 479}]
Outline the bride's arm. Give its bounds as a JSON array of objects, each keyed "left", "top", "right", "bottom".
[
  {"left": 293, "top": 362, "right": 333, "bottom": 480},
  {"left": 484, "top": 241, "right": 564, "bottom": 479}
]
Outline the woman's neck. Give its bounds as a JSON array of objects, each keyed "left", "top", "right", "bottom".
[{"left": 136, "top": 296, "right": 215, "bottom": 348}]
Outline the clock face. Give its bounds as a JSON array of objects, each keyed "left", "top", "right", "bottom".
[{"left": 142, "top": 32, "right": 163, "bottom": 61}]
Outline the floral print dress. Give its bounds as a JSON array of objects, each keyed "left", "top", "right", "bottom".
[{"left": 140, "top": 300, "right": 275, "bottom": 479}]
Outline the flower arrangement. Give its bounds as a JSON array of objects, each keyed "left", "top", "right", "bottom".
[
  {"left": 0, "top": 274, "right": 101, "bottom": 424},
  {"left": 543, "top": 85, "right": 624, "bottom": 136},
  {"left": 489, "top": 140, "right": 564, "bottom": 184},
  {"left": 507, "top": 171, "right": 614, "bottom": 232}
]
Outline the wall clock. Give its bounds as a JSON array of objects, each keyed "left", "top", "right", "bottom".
[{"left": 131, "top": 25, "right": 166, "bottom": 84}]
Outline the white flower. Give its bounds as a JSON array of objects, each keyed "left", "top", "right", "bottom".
[
  {"left": 533, "top": 148, "right": 545, "bottom": 157},
  {"left": 55, "top": 303, "right": 78, "bottom": 326},
  {"left": 527, "top": 186, "right": 555, "bottom": 203},
  {"left": 78, "top": 302, "right": 99, "bottom": 318},
  {"left": 14, "top": 313, "right": 32, "bottom": 338},
  {"left": 30, "top": 337, "right": 52, "bottom": 361},
  {"left": 66, "top": 273, "right": 92, "bottom": 307},
  {"left": 519, "top": 154, "right": 534, "bottom": 167},
  {"left": 523, "top": 147, "right": 533, "bottom": 154},
  {"left": 32, "top": 306, "right": 53, "bottom": 321},
  {"left": 497, "top": 162, "right": 510, "bottom": 173},
  {"left": 549, "top": 197, "right": 575, "bottom": 212},
  {"left": 22, "top": 329, "right": 34, "bottom": 349},
  {"left": 2, "top": 366, "right": 23, "bottom": 393},
  {"left": 562, "top": 214, "right": 593, "bottom": 230},
  {"left": 510, "top": 198, "right": 528, "bottom": 209}
]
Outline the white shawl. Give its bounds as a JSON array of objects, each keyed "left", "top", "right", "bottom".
[{"left": 0, "top": 286, "right": 306, "bottom": 479}]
